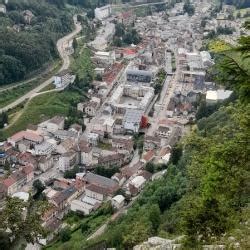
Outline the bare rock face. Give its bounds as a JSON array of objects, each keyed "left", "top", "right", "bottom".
[
  {"left": 133, "top": 237, "right": 182, "bottom": 250},
  {"left": 134, "top": 237, "right": 228, "bottom": 250}
]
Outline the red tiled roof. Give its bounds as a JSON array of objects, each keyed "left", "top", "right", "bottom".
[
  {"left": 22, "top": 164, "right": 34, "bottom": 175},
  {"left": 2, "top": 177, "right": 16, "bottom": 188},
  {"left": 123, "top": 48, "right": 136, "bottom": 55},
  {"left": 9, "top": 131, "right": 43, "bottom": 143},
  {"left": 142, "top": 150, "right": 155, "bottom": 162},
  {"left": 103, "top": 63, "right": 124, "bottom": 85}
]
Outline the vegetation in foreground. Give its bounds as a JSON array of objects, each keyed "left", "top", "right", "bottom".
[{"left": 45, "top": 203, "right": 113, "bottom": 250}]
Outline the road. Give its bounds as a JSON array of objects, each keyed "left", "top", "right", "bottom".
[
  {"left": 0, "top": 16, "right": 82, "bottom": 113},
  {"left": 147, "top": 49, "right": 179, "bottom": 136},
  {"left": 112, "top": 1, "right": 167, "bottom": 9}
]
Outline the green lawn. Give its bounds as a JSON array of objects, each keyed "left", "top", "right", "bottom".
[
  {"left": 0, "top": 80, "right": 39, "bottom": 109},
  {"left": 1, "top": 89, "right": 83, "bottom": 139},
  {"left": 38, "top": 83, "right": 56, "bottom": 93},
  {"left": 0, "top": 60, "right": 62, "bottom": 109}
]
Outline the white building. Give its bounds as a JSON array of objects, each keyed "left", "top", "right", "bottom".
[
  {"left": 54, "top": 70, "right": 75, "bottom": 89},
  {"left": 87, "top": 133, "right": 99, "bottom": 146},
  {"left": 46, "top": 116, "right": 65, "bottom": 133},
  {"left": 79, "top": 145, "right": 93, "bottom": 166},
  {"left": 94, "top": 51, "right": 116, "bottom": 65},
  {"left": 34, "top": 141, "right": 55, "bottom": 156},
  {"left": 58, "top": 151, "right": 76, "bottom": 172},
  {"left": 206, "top": 90, "right": 233, "bottom": 104},
  {"left": 85, "top": 184, "right": 105, "bottom": 202},
  {"left": 130, "top": 175, "right": 146, "bottom": 192},
  {"left": 0, "top": 4, "right": 6, "bottom": 14},
  {"left": 70, "top": 200, "right": 94, "bottom": 215},
  {"left": 94, "top": 5, "right": 112, "bottom": 20},
  {"left": 111, "top": 195, "right": 125, "bottom": 210}
]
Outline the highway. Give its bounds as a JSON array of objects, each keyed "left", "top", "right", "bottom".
[{"left": 0, "top": 15, "right": 82, "bottom": 113}]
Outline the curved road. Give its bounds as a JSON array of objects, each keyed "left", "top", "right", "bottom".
[{"left": 0, "top": 16, "right": 82, "bottom": 113}]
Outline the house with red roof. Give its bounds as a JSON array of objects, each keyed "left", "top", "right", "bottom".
[
  {"left": 2, "top": 176, "right": 17, "bottom": 195},
  {"left": 8, "top": 130, "right": 43, "bottom": 152}
]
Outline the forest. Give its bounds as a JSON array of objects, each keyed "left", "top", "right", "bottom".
[{"left": 0, "top": 0, "right": 76, "bottom": 86}]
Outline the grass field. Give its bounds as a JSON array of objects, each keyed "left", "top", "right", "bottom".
[
  {"left": 0, "top": 60, "right": 62, "bottom": 109},
  {"left": 1, "top": 89, "right": 82, "bottom": 139}
]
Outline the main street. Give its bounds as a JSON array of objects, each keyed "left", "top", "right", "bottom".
[{"left": 0, "top": 15, "right": 82, "bottom": 113}]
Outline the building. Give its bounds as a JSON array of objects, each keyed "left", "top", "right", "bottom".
[
  {"left": 8, "top": 131, "right": 43, "bottom": 148},
  {"left": 54, "top": 70, "right": 75, "bottom": 89},
  {"left": 22, "top": 10, "right": 34, "bottom": 24},
  {"left": 34, "top": 141, "right": 55, "bottom": 156},
  {"left": 98, "top": 153, "right": 125, "bottom": 168},
  {"left": 46, "top": 116, "right": 65, "bottom": 132},
  {"left": 128, "top": 175, "right": 146, "bottom": 195},
  {"left": 50, "top": 187, "right": 78, "bottom": 212},
  {"left": 57, "top": 138, "right": 75, "bottom": 154},
  {"left": 93, "top": 51, "right": 116, "bottom": 65},
  {"left": 112, "top": 137, "right": 134, "bottom": 153},
  {"left": 87, "top": 132, "right": 99, "bottom": 146},
  {"left": 70, "top": 199, "right": 99, "bottom": 215},
  {"left": 111, "top": 172, "right": 126, "bottom": 186},
  {"left": 85, "top": 99, "right": 100, "bottom": 117},
  {"left": 111, "top": 195, "right": 125, "bottom": 209},
  {"left": 79, "top": 143, "right": 93, "bottom": 166},
  {"left": 206, "top": 90, "right": 233, "bottom": 104},
  {"left": 123, "top": 109, "right": 143, "bottom": 133},
  {"left": 144, "top": 135, "right": 161, "bottom": 151},
  {"left": 83, "top": 173, "right": 119, "bottom": 197},
  {"left": 156, "top": 126, "right": 172, "bottom": 138},
  {"left": 85, "top": 184, "right": 106, "bottom": 201},
  {"left": 58, "top": 151, "right": 77, "bottom": 172},
  {"left": 109, "top": 85, "right": 154, "bottom": 114},
  {"left": 126, "top": 69, "right": 152, "bottom": 83},
  {"left": 0, "top": 4, "right": 6, "bottom": 14},
  {"left": 141, "top": 150, "right": 155, "bottom": 164},
  {"left": 94, "top": 5, "right": 112, "bottom": 20},
  {"left": 38, "top": 155, "right": 54, "bottom": 173}
]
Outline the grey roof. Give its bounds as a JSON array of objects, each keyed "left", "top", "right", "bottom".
[
  {"left": 84, "top": 173, "right": 118, "bottom": 190},
  {"left": 123, "top": 109, "right": 143, "bottom": 123},
  {"left": 126, "top": 69, "right": 152, "bottom": 77}
]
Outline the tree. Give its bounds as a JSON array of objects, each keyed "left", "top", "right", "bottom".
[
  {"left": 72, "top": 38, "right": 78, "bottom": 51},
  {"left": 0, "top": 197, "right": 48, "bottom": 244},
  {"left": 183, "top": 0, "right": 195, "bottom": 16},
  {"left": 64, "top": 166, "right": 80, "bottom": 179},
  {"left": 122, "top": 221, "right": 151, "bottom": 248},
  {"left": 148, "top": 204, "right": 161, "bottom": 232},
  {"left": 94, "top": 166, "right": 119, "bottom": 178},
  {"left": 33, "top": 179, "right": 45, "bottom": 195},
  {"left": 0, "top": 112, "right": 8, "bottom": 128},
  {"left": 0, "top": 232, "right": 11, "bottom": 249},
  {"left": 59, "top": 227, "right": 71, "bottom": 242},
  {"left": 170, "top": 145, "right": 183, "bottom": 165},
  {"left": 145, "top": 162, "right": 155, "bottom": 173}
]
